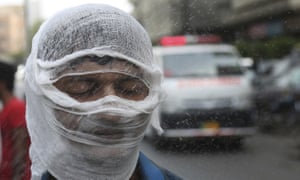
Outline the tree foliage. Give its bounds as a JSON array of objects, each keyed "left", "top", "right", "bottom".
[{"left": 235, "top": 36, "right": 299, "bottom": 60}]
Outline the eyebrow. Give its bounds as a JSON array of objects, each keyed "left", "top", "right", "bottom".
[
  {"left": 88, "top": 55, "right": 113, "bottom": 65},
  {"left": 68, "top": 55, "right": 113, "bottom": 69},
  {"left": 118, "top": 76, "right": 139, "bottom": 82},
  {"left": 53, "top": 56, "right": 145, "bottom": 81},
  {"left": 116, "top": 76, "right": 148, "bottom": 88}
]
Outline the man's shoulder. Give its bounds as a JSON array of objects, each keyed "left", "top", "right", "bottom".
[{"left": 138, "top": 152, "right": 183, "bottom": 180}]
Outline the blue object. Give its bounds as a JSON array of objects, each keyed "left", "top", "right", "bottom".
[{"left": 139, "top": 152, "right": 165, "bottom": 180}]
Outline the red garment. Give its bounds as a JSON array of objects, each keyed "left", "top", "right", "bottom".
[{"left": 0, "top": 97, "right": 31, "bottom": 180}]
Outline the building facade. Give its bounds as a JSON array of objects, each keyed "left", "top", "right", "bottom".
[
  {"left": 0, "top": 6, "right": 25, "bottom": 58},
  {"left": 223, "top": 0, "right": 300, "bottom": 39},
  {"left": 130, "top": 0, "right": 300, "bottom": 42},
  {"left": 130, "top": 0, "right": 231, "bottom": 43},
  {"left": 130, "top": 0, "right": 183, "bottom": 43}
]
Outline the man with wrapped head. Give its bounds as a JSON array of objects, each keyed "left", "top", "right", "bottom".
[{"left": 25, "top": 4, "right": 182, "bottom": 180}]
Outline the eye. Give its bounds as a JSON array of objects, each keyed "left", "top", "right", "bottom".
[
  {"left": 54, "top": 76, "right": 99, "bottom": 96},
  {"left": 115, "top": 78, "right": 149, "bottom": 100}
]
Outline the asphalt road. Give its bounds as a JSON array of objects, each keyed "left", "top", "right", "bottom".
[{"left": 140, "top": 132, "right": 300, "bottom": 180}]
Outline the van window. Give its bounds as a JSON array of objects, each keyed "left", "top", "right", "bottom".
[
  {"left": 217, "top": 65, "right": 244, "bottom": 76},
  {"left": 162, "top": 52, "right": 242, "bottom": 77}
]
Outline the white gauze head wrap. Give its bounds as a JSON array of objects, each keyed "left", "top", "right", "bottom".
[{"left": 25, "top": 4, "right": 163, "bottom": 180}]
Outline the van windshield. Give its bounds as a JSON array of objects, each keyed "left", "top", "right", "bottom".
[{"left": 162, "top": 52, "right": 243, "bottom": 77}]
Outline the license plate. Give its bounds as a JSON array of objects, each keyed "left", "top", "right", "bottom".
[{"left": 202, "top": 121, "right": 220, "bottom": 129}]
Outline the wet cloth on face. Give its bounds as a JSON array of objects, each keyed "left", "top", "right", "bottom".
[{"left": 25, "top": 3, "right": 164, "bottom": 180}]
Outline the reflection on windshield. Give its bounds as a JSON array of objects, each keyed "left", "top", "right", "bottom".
[{"left": 162, "top": 52, "right": 242, "bottom": 77}]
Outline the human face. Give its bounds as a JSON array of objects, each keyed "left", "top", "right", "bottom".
[{"left": 53, "top": 57, "right": 149, "bottom": 102}]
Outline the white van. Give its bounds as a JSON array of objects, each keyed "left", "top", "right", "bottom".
[{"left": 149, "top": 43, "right": 256, "bottom": 143}]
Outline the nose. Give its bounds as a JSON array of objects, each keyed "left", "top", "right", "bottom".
[{"left": 102, "top": 84, "right": 117, "bottom": 97}]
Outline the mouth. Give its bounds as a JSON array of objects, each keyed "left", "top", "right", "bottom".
[
  {"left": 87, "top": 126, "right": 140, "bottom": 140},
  {"left": 89, "top": 127, "right": 126, "bottom": 139}
]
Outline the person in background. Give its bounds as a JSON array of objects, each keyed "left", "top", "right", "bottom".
[
  {"left": 0, "top": 61, "right": 30, "bottom": 180},
  {"left": 24, "top": 4, "right": 182, "bottom": 180}
]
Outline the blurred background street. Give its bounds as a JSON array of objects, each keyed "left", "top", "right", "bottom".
[
  {"left": 1, "top": 0, "right": 300, "bottom": 180},
  {"left": 141, "top": 132, "right": 300, "bottom": 180}
]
